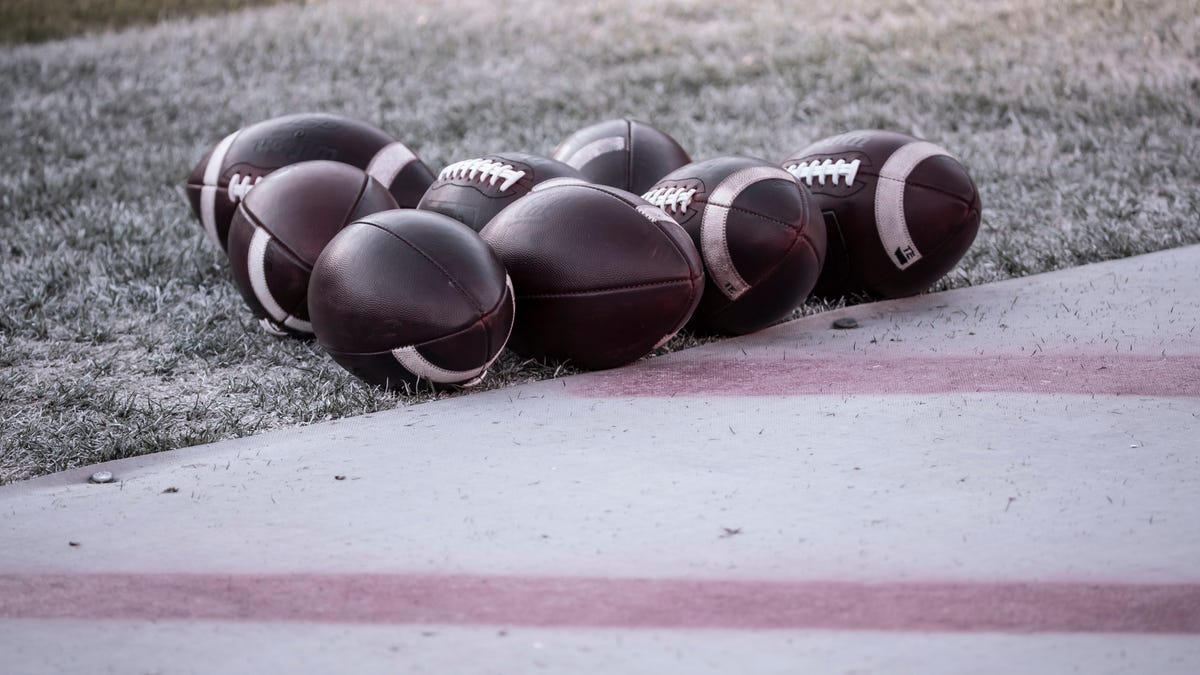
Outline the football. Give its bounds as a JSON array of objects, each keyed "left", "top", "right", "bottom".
[
  {"left": 642, "top": 156, "right": 826, "bottom": 335},
  {"left": 225, "top": 161, "right": 398, "bottom": 337},
  {"left": 781, "top": 130, "right": 982, "bottom": 299},
  {"left": 480, "top": 181, "right": 704, "bottom": 370},
  {"left": 308, "top": 209, "right": 514, "bottom": 390},
  {"left": 416, "top": 152, "right": 583, "bottom": 232},
  {"left": 551, "top": 118, "right": 692, "bottom": 195},
  {"left": 185, "top": 112, "right": 434, "bottom": 250}
]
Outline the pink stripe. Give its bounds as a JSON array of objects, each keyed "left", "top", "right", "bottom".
[
  {"left": 569, "top": 355, "right": 1200, "bottom": 397},
  {"left": 1, "top": 573, "right": 1198, "bottom": 633}
]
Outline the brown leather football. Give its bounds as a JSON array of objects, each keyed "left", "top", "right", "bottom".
[
  {"left": 185, "top": 112, "right": 434, "bottom": 250},
  {"left": 781, "top": 130, "right": 981, "bottom": 299},
  {"left": 643, "top": 157, "right": 826, "bottom": 335},
  {"left": 416, "top": 152, "right": 583, "bottom": 232},
  {"left": 225, "top": 161, "right": 398, "bottom": 337},
  {"left": 551, "top": 118, "right": 691, "bottom": 195},
  {"left": 480, "top": 182, "right": 704, "bottom": 370},
  {"left": 308, "top": 209, "right": 515, "bottom": 390}
]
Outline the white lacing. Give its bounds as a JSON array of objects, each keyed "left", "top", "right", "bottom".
[
  {"left": 641, "top": 186, "right": 697, "bottom": 214},
  {"left": 438, "top": 158, "right": 527, "bottom": 192},
  {"left": 784, "top": 158, "right": 861, "bottom": 187},
  {"left": 227, "top": 173, "right": 262, "bottom": 203}
]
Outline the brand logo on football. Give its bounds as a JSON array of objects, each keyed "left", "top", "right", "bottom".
[{"left": 894, "top": 246, "right": 917, "bottom": 265}]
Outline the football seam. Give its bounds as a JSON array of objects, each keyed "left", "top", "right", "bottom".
[
  {"left": 907, "top": 205, "right": 982, "bottom": 265},
  {"left": 854, "top": 205, "right": 980, "bottom": 297},
  {"left": 740, "top": 223, "right": 817, "bottom": 294},
  {"left": 355, "top": 220, "right": 490, "bottom": 316},
  {"left": 705, "top": 233, "right": 820, "bottom": 323},
  {"left": 237, "top": 217, "right": 312, "bottom": 327},
  {"left": 321, "top": 289, "right": 512, "bottom": 358},
  {"left": 708, "top": 201, "right": 810, "bottom": 236},
  {"left": 557, "top": 182, "right": 700, "bottom": 272},
  {"left": 888, "top": 175, "right": 977, "bottom": 205},
  {"left": 518, "top": 276, "right": 699, "bottom": 300},
  {"left": 239, "top": 207, "right": 313, "bottom": 274},
  {"left": 337, "top": 173, "right": 373, "bottom": 230},
  {"left": 425, "top": 181, "right": 521, "bottom": 201},
  {"left": 800, "top": 166, "right": 975, "bottom": 205}
]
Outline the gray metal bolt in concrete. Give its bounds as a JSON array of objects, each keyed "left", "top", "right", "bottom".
[{"left": 88, "top": 471, "right": 114, "bottom": 484}]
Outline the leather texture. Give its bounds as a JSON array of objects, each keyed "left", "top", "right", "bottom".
[
  {"left": 646, "top": 157, "right": 827, "bottom": 335},
  {"left": 226, "top": 161, "right": 398, "bottom": 336},
  {"left": 782, "top": 130, "right": 981, "bottom": 299},
  {"left": 481, "top": 182, "right": 703, "bottom": 370},
  {"left": 417, "top": 152, "right": 583, "bottom": 232},
  {"left": 309, "top": 209, "right": 513, "bottom": 389},
  {"left": 551, "top": 118, "right": 691, "bottom": 195},
  {"left": 185, "top": 113, "right": 431, "bottom": 249}
]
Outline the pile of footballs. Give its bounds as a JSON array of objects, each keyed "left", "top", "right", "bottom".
[{"left": 185, "top": 113, "right": 980, "bottom": 390}]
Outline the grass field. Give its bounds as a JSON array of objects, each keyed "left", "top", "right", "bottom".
[
  {"left": 0, "top": 0, "right": 292, "bottom": 44},
  {"left": 1, "top": 0, "right": 1197, "bottom": 483}
]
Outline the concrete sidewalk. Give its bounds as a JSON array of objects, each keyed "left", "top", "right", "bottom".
[{"left": 2, "top": 246, "right": 1198, "bottom": 674}]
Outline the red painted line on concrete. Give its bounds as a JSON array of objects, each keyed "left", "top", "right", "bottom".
[
  {"left": 1, "top": 573, "right": 1198, "bottom": 633},
  {"left": 569, "top": 355, "right": 1200, "bottom": 397}
]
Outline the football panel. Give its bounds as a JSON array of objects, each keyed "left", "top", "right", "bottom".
[
  {"left": 551, "top": 119, "right": 629, "bottom": 185},
  {"left": 862, "top": 201, "right": 981, "bottom": 299},
  {"left": 417, "top": 182, "right": 514, "bottom": 233},
  {"left": 364, "top": 211, "right": 512, "bottom": 313},
  {"left": 309, "top": 222, "right": 494, "bottom": 353},
  {"left": 628, "top": 120, "right": 691, "bottom": 195},
  {"left": 725, "top": 174, "right": 811, "bottom": 225},
  {"left": 227, "top": 211, "right": 314, "bottom": 335},
  {"left": 872, "top": 141, "right": 961, "bottom": 272},
  {"left": 692, "top": 231, "right": 824, "bottom": 335},
  {"left": 900, "top": 181, "right": 976, "bottom": 257},
  {"left": 228, "top": 113, "right": 395, "bottom": 172},
  {"left": 553, "top": 120, "right": 627, "bottom": 162},
  {"left": 725, "top": 176, "right": 815, "bottom": 266},
  {"left": 344, "top": 177, "right": 402, "bottom": 225},
  {"left": 569, "top": 141, "right": 631, "bottom": 190},
  {"left": 482, "top": 186, "right": 700, "bottom": 295},
  {"left": 906, "top": 155, "right": 977, "bottom": 202},
  {"left": 401, "top": 286, "right": 514, "bottom": 379},
  {"left": 240, "top": 162, "right": 373, "bottom": 265},
  {"left": 698, "top": 170, "right": 805, "bottom": 301},
  {"left": 509, "top": 280, "right": 702, "bottom": 370}
]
